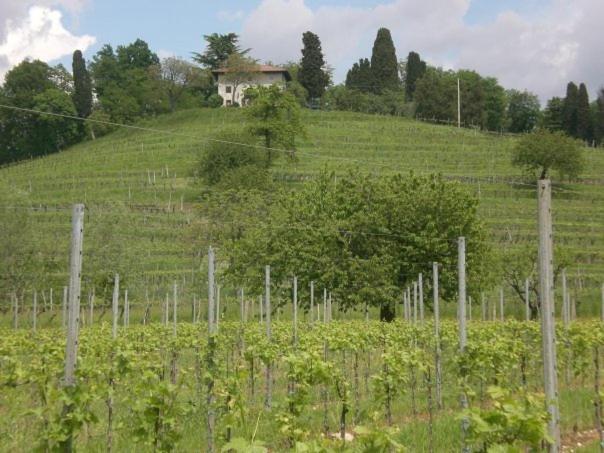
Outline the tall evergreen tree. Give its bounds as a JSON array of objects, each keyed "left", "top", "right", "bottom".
[
  {"left": 563, "top": 82, "right": 579, "bottom": 137},
  {"left": 370, "top": 28, "right": 399, "bottom": 94},
  {"left": 542, "top": 97, "right": 565, "bottom": 131},
  {"left": 345, "top": 58, "right": 372, "bottom": 92},
  {"left": 404, "top": 51, "right": 426, "bottom": 101},
  {"left": 576, "top": 83, "right": 592, "bottom": 141},
  {"left": 298, "top": 31, "right": 329, "bottom": 100},
  {"left": 596, "top": 89, "right": 604, "bottom": 145},
  {"left": 192, "top": 33, "right": 249, "bottom": 69},
  {"left": 72, "top": 50, "right": 93, "bottom": 118}
]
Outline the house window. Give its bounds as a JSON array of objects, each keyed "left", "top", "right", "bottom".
[{"left": 225, "top": 86, "right": 232, "bottom": 94}]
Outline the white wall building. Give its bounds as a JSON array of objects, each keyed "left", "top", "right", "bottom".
[{"left": 212, "top": 65, "right": 291, "bottom": 107}]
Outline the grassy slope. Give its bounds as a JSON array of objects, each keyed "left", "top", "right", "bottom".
[{"left": 1, "top": 108, "right": 603, "bottom": 310}]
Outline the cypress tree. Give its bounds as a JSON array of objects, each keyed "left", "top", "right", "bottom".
[
  {"left": 543, "top": 97, "right": 565, "bottom": 131},
  {"left": 404, "top": 51, "right": 426, "bottom": 101},
  {"left": 345, "top": 58, "right": 372, "bottom": 92},
  {"left": 298, "top": 31, "right": 329, "bottom": 100},
  {"left": 72, "top": 50, "right": 92, "bottom": 118},
  {"left": 370, "top": 28, "right": 399, "bottom": 94},
  {"left": 597, "top": 89, "right": 604, "bottom": 145},
  {"left": 563, "top": 82, "right": 579, "bottom": 137},
  {"left": 576, "top": 83, "right": 591, "bottom": 141}
]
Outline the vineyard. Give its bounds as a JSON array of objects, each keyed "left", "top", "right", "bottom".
[
  {"left": 1, "top": 108, "right": 604, "bottom": 452},
  {"left": 2, "top": 316, "right": 604, "bottom": 451}
]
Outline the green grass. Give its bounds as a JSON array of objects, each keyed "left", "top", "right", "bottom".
[{"left": 1, "top": 108, "right": 603, "bottom": 311}]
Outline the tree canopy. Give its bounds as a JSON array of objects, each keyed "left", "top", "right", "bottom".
[
  {"left": 370, "top": 28, "right": 400, "bottom": 94},
  {"left": 192, "top": 33, "right": 249, "bottom": 69},
  {"left": 512, "top": 129, "right": 584, "bottom": 180},
  {"left": 72, "top": 50, "right": 93, "bottom": 119},
  {"left": 298, "top": 31, "right": 329, "bottom": 100},
  {"left": 225, "top": 171, "right": 492, "bottom": 321}
]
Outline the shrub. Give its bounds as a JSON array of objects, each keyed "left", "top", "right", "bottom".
[{"left": 198, "top": 129, "right": 265, "bottom": 185}]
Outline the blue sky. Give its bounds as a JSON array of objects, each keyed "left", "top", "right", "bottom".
[{"left": 1, "top": 0, "right": 602, "bottom": 101}]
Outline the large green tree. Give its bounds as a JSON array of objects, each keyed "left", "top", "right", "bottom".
[
  {"left": 482, "top": 77, "right": 506, "bottom": 131},
  {"left": 512, "top": 129, "right": 584, "bottom": 180},
  {"left": 72, "top": 50, "right": 93, "bottom": 119},
  {"left": 245, "top": 84, "right": 305, "bottom": 162},
  {"left": 562, "top": 82, "right": 579, "bottom": 137},
  {"left": 192, "top": 33, "right": 249, "bottom": 69},
  {"left": 414, "top": 67, "right": 457, "bottom": 122},
  {"left": 370, "top": 28, "right": 400, "bottom": 94},
  {"left": 576, "top": 83, "right": 592, "bottom": 141},
  {"left": 0, "top": 60, "right": 83, "bottom": 164},
  {"left": 596, "top": 89, "right": 604, "bottom": 145},
  {"left": 226, "top": 172, "right": 492, "bottom": 321},
  {"left": 505, "top": 89, "right": 541, "bottom": 133},
  {"left": 345, "top": 58, "right": 372, "bottom": 92},
  {"left": 298, "top": 31, "right": 329, "bottom": 100},
  {"left": 542, "top": 97, "right": 565, "bottom": 131},
  {"left": 404, "top": 51, "right": 426, "bottom": 101}
]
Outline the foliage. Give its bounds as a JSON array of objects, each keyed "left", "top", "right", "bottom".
[
  {"left": 576, "top": 83, "right": 592, "bottom": 142},
  {"left": 156, "top": 57, "right": 207, "bottom": 111},
  {"left": 0, "top": 60, "right": 84, "bottom": 164},
  {"left": 346, "top": 58, "right": 373, "bottom": 92},
  {"left": 198, "top": 129, "right": 265, "bottom": 185},
  {"left": 370, "top": 28, "right": 400, "bottom": 94},
  {"left": 597, "top": 88, "right": 604, "bottom": 145},
  {"left": 192, "top": 33, "right": 249, "bottom": 70},
  {"left": 563, "top": 82, "right": 579, "bottom": 138},
  {"left": 403, "top": 51, "right": 426, "bottom": 101},
  {"left": 512, "top": 129, "right": 584, "bottom": 179},
  {"left": 71, "top": 50, "right": 93, "bottom": 119},
  {"left": 414, "top": 67, "right": 456, "bottom": 122},
  {"left": 463, "top": 386, "right": 551, "bottom": 451},
  {"left": 505, "top": 89, "right": 541, "bottom": 133},
  {"left": 245, "top": 85, "right": 305, "bottom": 160},
  {"left": 221, "top": 53, "right": 260, "bottom": 106},
  {"left": 298, "top": 32, "right": 329, "bottom": 100},
  {"left": 226, "top": 171, "right": 492, "bottom": 320},
  {"left": 542, "top": 97, "right": 565, "bottom": 132},
  {"left": 323, "top": 86, "right": 408, "bottom": 116}
]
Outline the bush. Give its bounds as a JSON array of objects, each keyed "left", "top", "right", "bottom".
[
  {"left": 198, "top": 129, "right": 265, "bottom": 185},
  {"left": 204, "top": 93, "right": 223, "bottom": 108}
]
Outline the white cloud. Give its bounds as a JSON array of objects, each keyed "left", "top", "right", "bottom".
[
  {"left": 241, "top": 0, "right": 604, "bottom": 101},
  {"left": 0, "top": 2, "right": 94, "bottom": 81}
]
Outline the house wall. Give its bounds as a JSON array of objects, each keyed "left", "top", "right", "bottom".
[{"left": 217, "top": 72, "right": 286, "bottom": 107}]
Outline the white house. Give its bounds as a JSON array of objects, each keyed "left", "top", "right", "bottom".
[{"left": 211, "top": 65, "right": 291, "bottom": 107}]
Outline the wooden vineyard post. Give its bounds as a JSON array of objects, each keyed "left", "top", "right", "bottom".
[
  {"left": 499, "top": 287, "right": 505, "bottom": 322},
  {"left": 112, "top": 274, "right": 119, "bottom": 338},
  {"left": 173, "top": 283, "right": 178, "bottom": 337},
  {"left": 413, "top": 281, "right": 418, "bottom": 324},
  {"left": 206, "top": 247, "right": 216, "bottom": 453},
  {"left": 328, "top": 292, "right": 332, "bottom": 322},
  {"left": 123, "top": 290, "right": 129, "bottom": 327},
  {"left": 323, "top": 288, "right": 327, "bottom": 323},
  {"left": 468, "top": 296, "right": 472, "bottom": 321},
  {"left": 538, "top": 179, "right": 560, "bottom": 451},
  {"left": 164, "top": 292, "right": 169, "bottom": 326},
  {"left": 419, "top": 273, "right": 424, "bottom": 322},
  {"left": 89, "top": 288, "right": 95, "bottom": 326},
  {"left": 265, "top": 265, "right": 272, "bottom": 409},
  {"left": 481, "top": 293, "right": 486, "bottom": 321},
  {"left": 525, "top": 278, "right": 531, "bottom": 321},
  {"left": 32, "top": 290, "right": 37, "bottom": 332},
  {"left": 293, "top": 277, "right": 298, "bottom": 345},
  {"left": 310, "top": 281, "right": 315, "bottom": 323},
  {"left": 458, "top": 237, "right": 469, "bottom": 451},
  {"left": 433, "top": 262, "right": 443, "bottom": 409},
  {"left": 60, "top": 204, "right": 85, "bottom": 452},
  {"left": 50, "top": 288, "right": 53, "bottom": 312},
  {"left": 259, "top": 295, "right": 263, "bottom": 323}
]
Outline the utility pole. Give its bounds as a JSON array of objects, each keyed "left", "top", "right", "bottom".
[
  {"left": 538, "top": 179, "right": 560, "bottom": 451},
  {"left": 433, "top": 262, "right": 442, "bottom": 409},
  {"left": 265, "top": 265, "right": 272, "bottom": 409},
  {"left": 112, "top": 274, "right": 119, "bottom": 338},
  {"left": 525, "top": 279, "right": 531, "bottom": 321}
]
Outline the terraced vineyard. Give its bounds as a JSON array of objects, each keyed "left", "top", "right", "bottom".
[{"left": 1, "top": 108, "right": 603, "bottom": 311}]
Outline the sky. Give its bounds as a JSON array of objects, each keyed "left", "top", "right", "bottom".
[{"left": 0, "top": 0, "right": 602, "bottom": 103}]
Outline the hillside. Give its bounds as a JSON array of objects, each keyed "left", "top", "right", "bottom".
[{"left": 1, "top": 108, "right": 603, "bottom": 311}]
